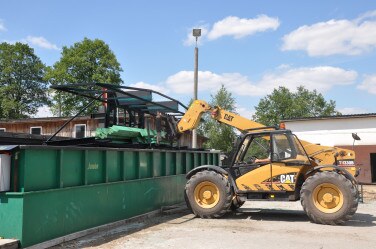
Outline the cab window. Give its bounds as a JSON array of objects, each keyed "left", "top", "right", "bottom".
[
  {"left": 235, "top": 135, "right": 270, "bottom": 164},
  {"left": 271, "top": 133, "right": 310, "bottom": 164},
  {"left": 245, "top": 136, "right": 270, "bottom": 160}
]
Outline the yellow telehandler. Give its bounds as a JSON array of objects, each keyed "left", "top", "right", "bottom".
[{"left": 178, "top": 100, "right": 359, "bottom": 225}]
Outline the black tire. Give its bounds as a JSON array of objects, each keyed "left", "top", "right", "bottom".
[
  {"left": 300, "top": 171, "right": 358, "bottom": 225},
  {"left": 230, "top": 196, "right": 245, "bottom": 211},
  {"left": 184, "top": 190, "right": 194, "bottom": 214},
  {"left": 185, "top": 170, "right": 232, "bottom": 218}
]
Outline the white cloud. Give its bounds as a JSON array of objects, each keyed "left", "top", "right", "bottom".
[
  {"left": 166, "top": 70, "right": 262, "bottom": 95},
  {"left": 282, "top": 11, "right": 376, "bottom": 56},
  {"left": 236, "top": 105, "right": 255, "bottom": 119},
  {"left": 208, "top": 15, "right": 280, "bottom": 40},
  {"left": 355, "top": 10, "right": 376, "bottom": 22},
  {"left": 130, "top": 81, "right": 170, "bottom": 94},
  {"left": 166, "top": 66, "right": 357, "bottom": 96},
  {"left": 183, "top": 15, "right": 280, "bottom": 46},
  {"left": 358, "top": 74, "right": 376, "bottom": 94},
  {"left": 0, "top": 19, "right": 6, "bottom": 32},
  {"left": 2, "top": 37, "right": 60, "bottom": 51},
  {"left": 338, "top": 107, "right": 368, "bottom": 115},
  {"left": 34, "top": 105, "right": 53, "bottom": 118},
  {"left": 24, "top": 36, "right": 59, "bottom": 50},
  {"left": 258, "top": 66, "right": 357, "bottom": 93}
]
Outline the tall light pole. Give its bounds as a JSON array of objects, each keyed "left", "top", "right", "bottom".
[{"left": 192, "top": 28, "right": 201, "bottom": 149}]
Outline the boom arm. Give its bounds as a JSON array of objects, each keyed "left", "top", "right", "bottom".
[
  {"left": 177, "top": 100, "right": 357, "bottom": 175},
  {"left": 177, "top": 100, "right": 268, "bottom": 133}
]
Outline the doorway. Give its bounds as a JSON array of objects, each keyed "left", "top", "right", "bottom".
[{"left": 370, "top": 153, "right": 376, "bottom": 183}]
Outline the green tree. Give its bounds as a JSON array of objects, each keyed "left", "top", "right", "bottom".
[
  {"left": 200, "top": 85, "right": 237, "bottom": 152},
  {"left": 0, "top": 42, "right": 47, "bottom": 119},
  {"left": 46, "top": 38, "right": 123, "bottom": 116},
  {"left": 253, "top": 86, "right": 341, "bottom": 126}
]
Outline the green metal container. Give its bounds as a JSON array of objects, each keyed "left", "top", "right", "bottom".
[{"left": 0, "top": 145, "right": 220, "bottom": 247}]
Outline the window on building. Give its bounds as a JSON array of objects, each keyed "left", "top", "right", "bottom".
[
  {"left": 0, "top": 128, "right": 6, "bottom": 133},
  {"left": 371, "top": 153, "right": 376, "bottom": 183},
  {"left": 30, "top": 127, "right": 42, "bottom": 135},
  {"left": 75, "top": 124, "right": 86, "bottom": 138}
]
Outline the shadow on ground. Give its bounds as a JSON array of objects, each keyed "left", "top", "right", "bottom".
[
  {"left": 230, "top": 208, "right": 309, "bottom": 222},
  {"left": 52, "top": 204, "right": 375, "bottom": 248},
  {"left": 346, "top": 213, "right": 376, "bottom": 227},
  {"left": 224, "top": 207, "right": 376, "bottom": 227}
]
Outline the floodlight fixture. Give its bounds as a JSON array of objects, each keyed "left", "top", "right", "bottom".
[
  {"left": 192, "top": 29, "right": 201, "bottom": 37},
  {"left": 192, "top": 29, "right": 201, "bottom": 47}
]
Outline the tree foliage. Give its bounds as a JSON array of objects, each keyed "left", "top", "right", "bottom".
[
  {"left": 46, "top": 38, "right": 123, "bottom": 116},
  {"left": 253, "top": 86, "right": 341, "bottom": 126},
  {"left": 200, "top": 85, "right": 237, "bottom": 152},
  {"left": 0, "top": 42, "right": 47, "bottom": 119}
]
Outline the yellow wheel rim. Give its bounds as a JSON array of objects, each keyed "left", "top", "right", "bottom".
[
  {"left": 194, "top": 181, "right": 220, "bottom": 209},
  {"left": 312, "top": 183, "right": 344, "bottom": 213}
]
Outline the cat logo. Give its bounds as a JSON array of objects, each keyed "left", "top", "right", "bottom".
[
  {"left": 280, "top": 174, "right": 295, "bottom": 184},
  {"left": 224, "top": 114, "right": 234, "bottom": 122}
]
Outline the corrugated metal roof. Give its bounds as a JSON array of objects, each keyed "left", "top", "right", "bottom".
[{"left": 283, "top": 113, "right": 376, "bottom": 122}]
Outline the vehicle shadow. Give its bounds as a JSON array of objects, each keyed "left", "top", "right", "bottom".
[
  {"left": 224, "top": 207, "right": 376, "bottom": 227},
  {"left": 346, "top": 213, "right": 376, "bottom": 227},
  {"left": 229, "top": 208, "right": 309, "bottom": 222}
]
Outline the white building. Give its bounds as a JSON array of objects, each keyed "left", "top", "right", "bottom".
[{"left": 284, "top": 114, "right": 376, "bottom": 183}]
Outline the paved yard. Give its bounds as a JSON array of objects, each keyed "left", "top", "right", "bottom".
[{"left": 54, "top": 199, "right": 376, "bottom": 249}]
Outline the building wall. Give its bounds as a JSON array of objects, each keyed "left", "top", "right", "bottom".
[
  {"left": 285, "top": 116, "right": 376, "bottom": 183},
  {"left": 338, "top": 145, "right": 376, "bottom": 183},
  {"left": 285, "top": 117, "right": 376, "bottom": 146},
  {"left": 0, "top": 117, "right": 98, "bottom": 138}
]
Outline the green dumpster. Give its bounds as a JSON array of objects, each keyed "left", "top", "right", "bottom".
[{"left": 0, "top": 145, "right": 220, "bottom": 247}]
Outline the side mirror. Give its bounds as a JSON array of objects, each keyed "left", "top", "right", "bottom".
[{"left": 271, "top": 152, "right": 280, "bottom": 162}]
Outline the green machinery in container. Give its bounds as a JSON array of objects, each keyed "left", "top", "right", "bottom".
[{"left": 95, "top": 125, "right": 168, "bottom": 145}]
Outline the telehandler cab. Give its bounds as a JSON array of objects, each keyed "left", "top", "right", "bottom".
[{"left": 178, "top": 100, "right": 359, "bottom": 225}]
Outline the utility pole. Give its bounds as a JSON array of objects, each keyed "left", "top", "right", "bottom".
[
  {"left": 58, "top": 92, "right": 62, "bottom": 117},
  {"left": 192, "top": 29, "right": 201, "bottom": 149}
]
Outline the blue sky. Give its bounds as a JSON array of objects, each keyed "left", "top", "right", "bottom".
[{"left": 1, "top": 1, "right": 376, "bottom": 117}]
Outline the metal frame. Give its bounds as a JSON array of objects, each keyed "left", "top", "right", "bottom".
[
  {"left": 51, "top": 83, "right": 188, "bottom": 117},
  {"left": 46, "top": 83, "right": 189, "bottom": 147},
  {"left": 45, "top": 95, "right": 102, "bottom": 143}
]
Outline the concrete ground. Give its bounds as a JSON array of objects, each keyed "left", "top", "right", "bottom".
[
  {"left": 53, "top": 198, "right": 376, "bottom": 249},
  {"left": 0, "top": 239, "right": 19, "bottom": 249}
]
